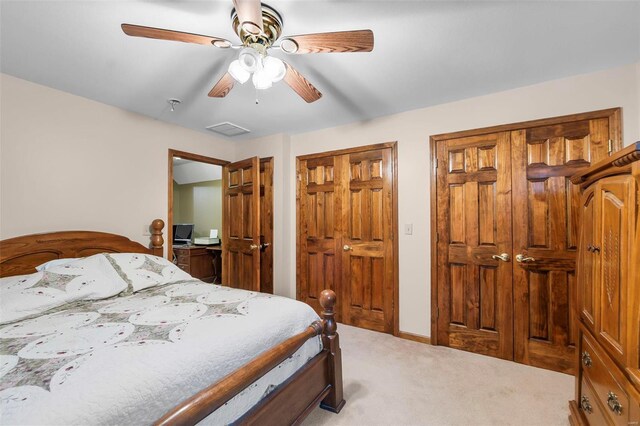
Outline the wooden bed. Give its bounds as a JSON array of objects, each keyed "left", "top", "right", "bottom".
[{"left": 0, "top": 219, "right": 344, "bottom": 426}]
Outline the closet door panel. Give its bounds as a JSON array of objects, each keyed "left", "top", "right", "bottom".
[
  {"left": 436, "top": 132, "right": 513, "bottom": 359},
  {"left": 297, "top": 156, "right": 342, "bottom": 319},
  {"left": 341, "top": 148, "right": 394, "bottom": 333},
  {"left": 511, "top": 117, "right": 615, "bottom": 374}
]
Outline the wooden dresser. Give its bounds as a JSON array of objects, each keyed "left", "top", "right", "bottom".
[
  {"left": 173, "top": 246, "right": 215, "bottom": 283},
  {"left": 569, "top": 142, "right": 640, "bottom": 425}
]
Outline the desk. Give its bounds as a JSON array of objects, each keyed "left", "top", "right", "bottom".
[
  {"left": 206, "top": 246, "right": 222, "bottom": 284},
  {"left": 173, "top": 246, "right": 215, "bottom": 283}
]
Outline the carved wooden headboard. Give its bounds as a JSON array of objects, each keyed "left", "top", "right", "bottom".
[{"left": 0, "top": 219, "right": 164, "bottom": 277}]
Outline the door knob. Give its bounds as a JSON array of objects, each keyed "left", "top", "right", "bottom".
[
  {"left": 343, "top": 245, "right": 353, "bottom": 251},
  {"left": 260, "top": 243, "right": 271, "bottom": 250},
  {"left": 249, "top": 244, "right": 259, "bottom": 250},
  {"left": 491, "top": 253, "right": 510, "bottom": 262},
  {"left": 516, "top": 254, "right": 535, "bottom": 263}
]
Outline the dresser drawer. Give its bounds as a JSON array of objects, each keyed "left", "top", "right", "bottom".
[
  {"left": 579, "top": 377, "right": 610, "bottom": 425},
  {"left": 581, "top": 333, "right": 630, "bottom": 425},
  {"left": 177, "top": 254, "right": 190, "bottom": 265}
]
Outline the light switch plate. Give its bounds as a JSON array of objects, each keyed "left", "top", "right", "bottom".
[
  {"left": 404, "top": 224, "right": 413, "bottom": 235},
  {"left": 142, "top": 225, "right": 151, "bottom": 236}
]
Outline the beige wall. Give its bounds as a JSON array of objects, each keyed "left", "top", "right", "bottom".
[
  {"left": 2, "top": 62, "right": 639, "bottom": 339},
  {"left": 173, "top": 180, "right": 222, "bottom": 238},
  {"left": 237, "top": 62, "right": 640, "bottom": 338},
  {"left": 0, "top": 74, "right": 235, "bottom": 252}
]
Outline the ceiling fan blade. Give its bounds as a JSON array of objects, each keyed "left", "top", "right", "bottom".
[
  {"left": 280, "top": 30, "right": 374, "bottom": 54},
  {"left": 121, "top": 24, "right": 232, "bottom": 48},
  {"left": 208, "top": 73, "right": 235, "bottom": 98},
  {"left": 283, "top": 62, "right": 322, "bottom": 103},
  {"left": 232, "top": 0, "right": 263, "bottom": 35}
]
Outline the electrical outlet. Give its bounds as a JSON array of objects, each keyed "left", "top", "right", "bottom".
[
  {"left": 404, "top": 224, "right": 413, "bottom": 235},
  {"left": 142, "top": 225, "right": 151, "bottom": 236}
]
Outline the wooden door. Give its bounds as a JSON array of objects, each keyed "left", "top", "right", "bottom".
[
  {"left": 596, "top": 175, "right": 635, "bottom": 365},
  {"left": 511, "top": 117, "right": 618, "bottom": 373},
  {"left": 577, "top": 188, "right": 597, "bottom": 333},
  {"left": 435, "top": 132, "right": 514, "bottom": 359},
  {"left": 340, "top": 148, "right": 395, "bottom": 333},
  {"left": 222, "top": 157, "right": 260, "bottom": 291},
  {"left": 259, "top": 158, "right": 274, "bottom": 294},
  {"left": 297, "top": 155, "right": 342, "bottom": 319}
]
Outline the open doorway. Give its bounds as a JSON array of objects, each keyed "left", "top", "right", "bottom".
[
  {"left": 168, "top": 150, "right": 274, "bottom": 293},
  {"left": 168, "top": 150, "right": 228, "bottom": 283}
]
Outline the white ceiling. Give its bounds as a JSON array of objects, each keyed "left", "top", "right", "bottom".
[
  {"left": 173, "top": 160, "right": 222, "bottom": 184},
  {"left": 1, "top": 1, "right": 639, "bottom": 140}
]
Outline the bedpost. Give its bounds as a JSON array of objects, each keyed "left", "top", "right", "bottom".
[
  {"left": 150, "top": 219, "right": 164, "bottom": 257},
  {"left": 319, "top": 289, "right": 345, "bottom": 413}
]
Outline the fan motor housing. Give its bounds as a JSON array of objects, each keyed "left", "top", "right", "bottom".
[{"left": 231, "top": 3, "right": 283, "bottom": 47}]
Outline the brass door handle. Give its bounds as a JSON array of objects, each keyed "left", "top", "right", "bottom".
[
  {"left": 491, "top": 253, "right": 510, "bottom": 262},
  {"left": 260, "top": 243, "right": 271, "bottom": 250},
  {"left": 516, "top": 254, "right": 535, "bottom": 263},
  {"left": 581, "top": 351, "right": 592, "bottom": 368},
  {"left": 343, "top": 245, "right": 353, "bottom": 251},
  {"left": 249, "top": 244, "right": 259, "bottom": 250}
]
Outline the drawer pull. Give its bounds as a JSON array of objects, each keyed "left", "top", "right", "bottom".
[
  {"left": 581, "top": 351, "right": 592, "bottom": 367},
  {"left": 607, "top": 392, "right": 623, "bottom": 416},
  {"left": 580, "top": 396, "right": 593, "bottom": 414}
]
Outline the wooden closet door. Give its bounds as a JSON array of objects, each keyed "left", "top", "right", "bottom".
[
  {"left": 435, "top": 132, "right": 514, "bottom": 359},
  {"left": 297, "top": 155, "right": 342, "bottom": 319},
  {"left": 340, "top": 148, "right": 394, "bottom": 333},
  {"left": 259, "top": 158, "right": 274, "bottom": 294},
  {"left": 511, "top": 118, "right": 616, "bottom": 373},
  {"left": 222, "top": 157, "right": 260, "bottom": 291}
]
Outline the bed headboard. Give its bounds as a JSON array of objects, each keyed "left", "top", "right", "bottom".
[{"left": 0, "top": 219, "right": 164, "bottom": 278}]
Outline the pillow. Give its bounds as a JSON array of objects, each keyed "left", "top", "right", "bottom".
[
  {"left": 106, "top": 253, "right": 193, "bottom": 293},
  {"left": 0, "top": 254, "right": 129, "bottom": 325},
  {"left": 35, "top": 258, "right": 79, "bottom": 272},
  {"left": 0, "top": 272, "right": 45, "bottom": 290}
]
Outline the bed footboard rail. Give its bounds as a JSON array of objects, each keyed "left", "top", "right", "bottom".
[{"left": 155, "top": 289, "right": 342, "bottom": 426}]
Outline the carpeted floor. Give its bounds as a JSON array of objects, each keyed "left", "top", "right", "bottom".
[{"left": 304, "top": 324, "right": 573, "bottom": 426}]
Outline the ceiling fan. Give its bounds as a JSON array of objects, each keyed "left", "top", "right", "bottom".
[{"left": 121, "top": 0, "right": 374, "bottom": 103}]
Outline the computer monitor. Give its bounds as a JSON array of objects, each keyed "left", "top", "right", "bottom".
[{"left": 172, "top": 224, "right": 194, "bottom": 246}]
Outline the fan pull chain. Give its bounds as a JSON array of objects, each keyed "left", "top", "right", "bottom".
[{"left": 255, "top": 88, "right": 259, "bottom": 105}]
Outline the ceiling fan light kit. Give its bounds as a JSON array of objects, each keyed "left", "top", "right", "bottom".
[{"left": 121, "top": 0, "right": 374, "bottom": 103}]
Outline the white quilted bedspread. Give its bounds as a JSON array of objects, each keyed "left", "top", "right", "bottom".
[{"left": 0, "top": 262, "right": 322, "bottom": 425}]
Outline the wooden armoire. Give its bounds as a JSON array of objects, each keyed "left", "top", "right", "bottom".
[
  {"left": 431, "top": 108, "right": 622, "bottom": 373},
  {"left": 568, "top": 142, "right": 640, "bottom": 425}
]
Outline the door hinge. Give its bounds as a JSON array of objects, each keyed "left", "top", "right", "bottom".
[
  {"left": 608, "top": 139, "right": 614, "bottom": 156},
  {"left": 297, "top": 173, "right": 302, "bottom": 181},
  {"left": 436, "top": 307, "right": 440, "bottom": 319},
  {"left": 435, "top": 232, "right": 439, "bottom": 242}
]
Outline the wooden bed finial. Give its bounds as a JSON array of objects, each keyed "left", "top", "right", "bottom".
[
  {"left": 318, "top": 288, "right": 344, "bottom": 413},
  {"left": 319, "top": 289, "right": 337, "bottom": 336},
  {"left": 151, "top": 219, "right": 165, "bottom": 257}
]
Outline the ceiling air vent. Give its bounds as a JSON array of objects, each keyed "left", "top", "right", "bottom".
[{"left": 206, "top": 122, "right": 250, "bottom": 137}]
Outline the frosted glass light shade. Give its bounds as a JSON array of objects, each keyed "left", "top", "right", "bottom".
[
  {"left": 238, "top": 47, "right": 260, "bottom": 72},
  {"left": 252, "top": 69, "right": 273, "bottom": 90},
  {"left": 263, "top": 56, "right": 286, "bottom": 82},
  {"left": 228, "top": 60, "right": 250, "bottom": 84}
]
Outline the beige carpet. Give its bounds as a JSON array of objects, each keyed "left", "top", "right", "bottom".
[{"left": 304, "top": 324, "right": 573, "bottom": 426}]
